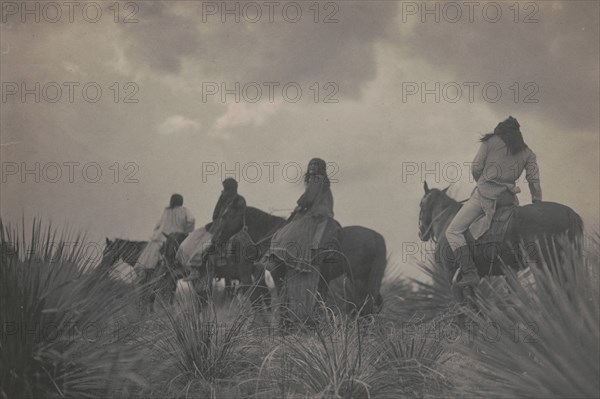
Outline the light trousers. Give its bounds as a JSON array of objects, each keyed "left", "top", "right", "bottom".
[{"left": 445, "top": 189, "right": 494, "bottom": 252}]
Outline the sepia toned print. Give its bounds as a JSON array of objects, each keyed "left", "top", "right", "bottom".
[{"left": 1, "top": 1, "right": 598, "bottom": 398}]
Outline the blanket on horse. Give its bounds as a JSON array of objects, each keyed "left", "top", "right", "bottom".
[
  {"left": 176, "top": 227, "right": 213, "bottom": 269},
  {"left": 468, "top": 204, "right": 516, "bottom": 245},
  {"left": 463, "top": 201, "right": 581, "bottom": 274}
]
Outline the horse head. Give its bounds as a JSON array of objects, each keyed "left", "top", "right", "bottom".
[
  {"left": 100, "top": 238, "right": 147, "bottom": 269},
  {"left": 100, "top": 238, "right": 118, "bottom": 268},
  {"left": 418, "top": 181, "right": 450, "bottom": 241}
]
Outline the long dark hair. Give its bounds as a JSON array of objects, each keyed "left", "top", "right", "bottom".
[
  {"left": 481, "top": 116, "right": 528, "bottom": 155},
  {"left": 304, "top": 158, "right": 330, "bottom": 190},
  {"left": 169, "top": 193, "right": 183, "bottom": 208}
]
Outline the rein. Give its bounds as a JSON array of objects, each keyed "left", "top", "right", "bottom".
[
  {"left": 421, "top": 197, "right": 467, "bottom": 242},
  {"left": 421, "top": 207, "right": 450, "bottom": 243},
  {"left": 229, "top": 208, "right": 287, "bottom": 250}
]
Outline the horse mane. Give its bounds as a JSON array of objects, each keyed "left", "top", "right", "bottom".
[
  {"left": 110, "top": 238, "right": 147, "bottom": 246},
  {"left": 103, "top": 238, "right": 147, "bottom": 268},
  {"left": 244, "top": 206, "right": 286, "bottom": 241},
  {"left": 246, "top": 206, "right": 285, "bottom": 224},
  {"left": 429, "top": 188, "right": 462, "bottom": 213}
]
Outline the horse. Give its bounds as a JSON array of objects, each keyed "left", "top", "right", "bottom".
[
  {"left": 100, "top": 237, "right": 180, "bottom": 313},
  {"left": 173, "top": 223, "right": 246, "bottom": 300},
  {"left": 156, "top": 232, "right": 189, "bottom": 306},
  {"left": 417, "top": 181, "right": 583, "bottom": 299},
  {"left": 210, "top": 199, "right": 387, "bottom": 316},
  {"left": 100, "top": 238, "right": 147, "bottom": 269}
]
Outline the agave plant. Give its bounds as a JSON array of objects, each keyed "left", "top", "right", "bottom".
[
  {"left": 0, "top": 218, "right": 146, "bottom": 399},
  {"left": 458, "top": 235, "right": 600, "bottom": 398}
]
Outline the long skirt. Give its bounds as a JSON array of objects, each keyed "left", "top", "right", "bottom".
[
  {"left": 136, "top": 239, "right": 164, "bottom": 271},
  {"left": 270, "top": 214, "right": 326, "bottom": 272},
  {"left": 176, "top": 227, "right": 213, "bottom": 269},
  {"left": 269, "top": 214, "right": 329, "bottom": 323}
]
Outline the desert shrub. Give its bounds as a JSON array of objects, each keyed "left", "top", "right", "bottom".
[
  {"left": 0, "top": 218, "right": 145, "bottom": 399},
  {"left": 458, "top": 236, "right": 600, "bottom": 398}
]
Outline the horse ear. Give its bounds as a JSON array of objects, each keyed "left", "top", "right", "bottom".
[
  {"left": 105, "top": 238, "right": 111, "bottom": 246},
  {"left": 424, "top": 181, "right": 430, "bottom": 194},
  {"left": 442, "top": 185, "right": 450, "bottom": 194}
]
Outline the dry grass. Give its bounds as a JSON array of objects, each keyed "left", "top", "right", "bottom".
[{"left": 2, "top": 218, "right": 598, "bottom": 399}]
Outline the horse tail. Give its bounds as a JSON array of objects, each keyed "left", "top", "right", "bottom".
[
  {"left": 567, "top": 209, "right": 584, "bottom": 254},
  {"left": 365, "top": 231, "right": 387, "bottom": 313}
]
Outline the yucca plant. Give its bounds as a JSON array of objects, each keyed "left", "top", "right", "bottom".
[
  {"left": 381, "top": 256, "right": 459, "bottom": 325},
  {"left": 371, "top": 322, "right": 451, "bottom": 398},
  {"left": 0, "top": 218, "right": 146, "bottom": 399},
  {"left": 256, "top": 309, "right": 377, "bottom": 399},
  {"left": 253, "top": 303, "right": 453, "bottom": 399},
  {"left": 458, "top": 235, "right": 600, "bottom": 398},
  {"left": 150, "top": 289, "right": 255, "bottom": 396}
]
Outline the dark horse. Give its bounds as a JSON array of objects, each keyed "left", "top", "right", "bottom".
[
  {"left": 418, "top": 182, "right": 583, "bottom": 298},
  {"left": 210, "top": 200, "right": 387, "bottom": 315},
  {"left": 100, "top": 238, "right": 147, "bottom": 269},
  {"left": 157, "top": 232, "right": 188, "bottom": 306},
  {"left": 100, "top": 237, "right": 182, "bottom": 313}
]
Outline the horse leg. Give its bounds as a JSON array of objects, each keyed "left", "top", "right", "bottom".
[
  {"left": 317, "top": 275, "right": 329, "bottom": 304},
  {"left": 166, "top": 272, "right": 177, "bottom": 306},
  {"left": 224, "top": 277, "right": 232, "bottom": 299},
  {"left": 189, "top": 265, "right": 212, "bottom": 308},
  {"left": 362, "top": 232, "right": 387, "bottom": 315},
  {"left": 267, "top": 261, "right": 290, "bottom": 328},
  {"left": 247, "top": 272, "right": 269, "bottom": 310},
  {"left": 138, "top": 269, "right": 155, "bottom": 316}
]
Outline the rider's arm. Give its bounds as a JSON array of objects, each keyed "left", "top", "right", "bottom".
[
  {"left": 471, "top": 141, "right": 488, "bottom": 182},
  {"left": 212, "top": 195, "right": 225, "bottom": 221},
  {"left": 525, "top": 150, "right": 542, "bottom": 203},
  {"left": 153, "top": 212, "right": 163, "bottom": 232},
  {"left": 235, "top": 195, "right": 247, "bottom": 209},
  {"left": 297, "top": 178, "right": 323, "bottom": 210},
  {"left": 185, "top": 208, "right": 196, "bottom": 233}
]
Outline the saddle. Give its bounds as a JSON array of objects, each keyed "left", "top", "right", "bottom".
[
  {"left": 467, "top": 190, "right": 517, "bottom": 244},
  {"left": 467, "top": 205, "right": 516, "bottom": 245},
  {"left": 465, "top": 194, "right": 518, "bottom": 273},
  {"left": 260, "top": 218, "right": 342, "bottom": 274}
]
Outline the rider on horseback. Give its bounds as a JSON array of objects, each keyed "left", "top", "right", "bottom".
[
  {"left": 260, "top": 158, "right": 340, "bottom": 272},
  {"left": 182, "top": 178, "right": 246, "bottom": 281},
  {"left": 136, "top": 194, "right": 196, "bottom": 274},
  {"left": 157, "top": 194, "right": 196, "bottom": 237},
  {"left": 446, "top": 116, "right": 543, "bottom": 288},
  {"left": 211, "top": 178, "right": 246, "bottom": 226}
]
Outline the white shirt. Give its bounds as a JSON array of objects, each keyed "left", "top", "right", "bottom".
[{"left": 152, "top": 206, "right": 195, "bottom": 240}]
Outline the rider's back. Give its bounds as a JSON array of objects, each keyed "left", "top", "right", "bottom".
[
  {"left": 474, "top": 134, "right": 540, "bottom": 200},
  {"left": 158, "top": 206, "right": 195, "bottom": 236}
]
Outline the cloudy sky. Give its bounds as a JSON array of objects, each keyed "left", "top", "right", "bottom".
[{"left": 1, "top": 1, "right": 598, "bottom": 278}]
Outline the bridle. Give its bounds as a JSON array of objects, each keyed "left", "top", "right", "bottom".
[
  {"left": 419, "top": 206, "right": 451, "bottom": 243},
  {"left": 420, "top": 196, "right": 466, "bottom": 243},
  {"left": 226, "top": 206, "right": 285, "bottom": 258}
]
